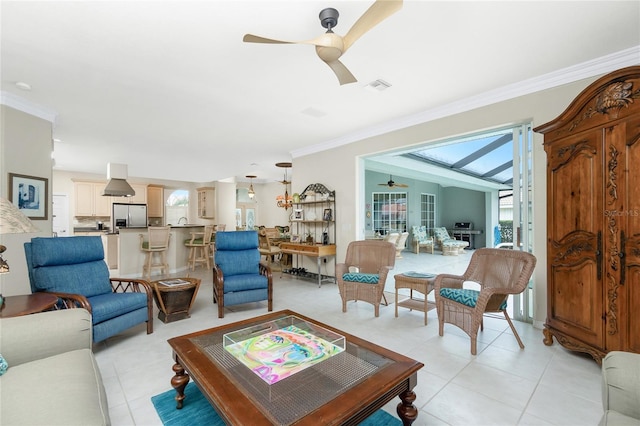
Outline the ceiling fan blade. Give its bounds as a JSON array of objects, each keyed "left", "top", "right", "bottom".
[
  {"left": 323, "top": 60, "right": 357, "bottom": 85},
  {"left": 342, "top": 0, "right": 403, "bottom": 52},
  {"left": 242, "top": 34, "right": 299, "bottom": 44},
  {"left": 394, "top": 183, "right": 409, "bottom": 188}
]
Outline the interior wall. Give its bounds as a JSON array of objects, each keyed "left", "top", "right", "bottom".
[
  {"left": 1, "top": 105, "right": 53, "bottom": 296},
  {"left": 293, "top": 73, "right": 603, "bottom": 328}
]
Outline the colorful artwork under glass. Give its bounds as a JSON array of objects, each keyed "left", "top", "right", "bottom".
[{"left": 224, "top": 325, "right": 344, "bottom": 385}]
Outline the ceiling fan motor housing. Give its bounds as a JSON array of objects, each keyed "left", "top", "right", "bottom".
[{"left": 319, "top": 8, "right": 339, "bottom": 30}]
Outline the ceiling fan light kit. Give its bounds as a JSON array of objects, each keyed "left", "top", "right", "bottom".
[{"left": 242, "top": 0, "right": 403, "bottom": 85}]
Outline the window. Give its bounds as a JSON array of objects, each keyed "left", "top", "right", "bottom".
[
  {"left": 165, "top": 189, "right": 189, "bottom": 225},
  {"left": 420, "top": 193, "right": 436, "bottom": 235},
  {"left": 372, "top": 192, "right": 407, "bottom": 235}
]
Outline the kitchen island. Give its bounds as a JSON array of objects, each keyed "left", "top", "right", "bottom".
[{"left": 116, "top": 226, "right": 205, "bottom": 278}]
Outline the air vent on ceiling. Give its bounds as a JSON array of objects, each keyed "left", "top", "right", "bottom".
[{"left": 365, "top": 79, "right": 392, "bottom": 92}]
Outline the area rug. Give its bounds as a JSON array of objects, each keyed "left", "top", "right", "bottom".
[{"left": 152, "top": 382, "right": 401, "bottom": 426}]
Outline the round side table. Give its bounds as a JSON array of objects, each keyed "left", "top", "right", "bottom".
[{"left": 0, "top": 293, "right": 58, "bottom": 318}]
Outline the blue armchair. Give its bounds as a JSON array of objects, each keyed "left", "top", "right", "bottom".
[
  {"left": 24, "top": 236, "right": 153, "bottom": 342},
  {"left": 212, "top": 231, "right": 273, "bottom": 318}
]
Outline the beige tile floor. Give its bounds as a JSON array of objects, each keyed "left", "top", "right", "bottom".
[{"left": 95, "top": 248, "right": 603, "bottom": 425}]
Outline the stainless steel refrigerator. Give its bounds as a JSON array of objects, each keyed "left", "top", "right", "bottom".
[{"left": 112, "top": 203, "right": 147, "bottom": 229}]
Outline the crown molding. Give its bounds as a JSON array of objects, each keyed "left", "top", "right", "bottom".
[
  {"left": 292, "top": 46, "right": 640, "bottom": 159},
  {"left": 0, "top": 91, "right": 57, "bottom": 123}
]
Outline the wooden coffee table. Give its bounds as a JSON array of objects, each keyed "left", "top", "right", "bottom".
[
  {"left": 151, "top": 278, "right": 200, "bottom": 323},
  {"left": 168, "top": 310, "right": 423, "bottom": 425}
]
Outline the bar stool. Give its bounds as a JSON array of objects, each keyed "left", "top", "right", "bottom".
[
  {"left": 139, "top": 226, "right": 171, "bottom": 279},
  {"left": 185, "top": 225, "right": 214, "bottom": 270}
]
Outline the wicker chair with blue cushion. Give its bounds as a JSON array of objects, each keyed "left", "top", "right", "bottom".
[
  {"left": 336, "top": 240, "right": 396, "bottom": 317},
  {"left": 433, "top": 227, "right": 469, "bottom": 255},
  {"left": 434, "top": 248, "right": 536, "bottom": 355},
  {"left": 24, "top": 236, "right": 153, "bottom": 343},
  {"left": 411, "top": 226, "right": 434, "bottom": 254},
  {"left": 212, "top": 231, "right": 273, "bottom": 318}
]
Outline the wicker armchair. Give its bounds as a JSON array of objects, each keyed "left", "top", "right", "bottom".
[
  {"left": 434, "top": 248, "right": 536, "bottom": 355},
  {"left": 395, "top": 232, "right": 409, "bottom": 257},
  {"left": 336, "top": 240, "right": 396, "bottom": 317}
]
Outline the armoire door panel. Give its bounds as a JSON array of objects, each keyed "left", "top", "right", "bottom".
[
  {"left": 548, "top": 263, "right": 603, "bottom": 347},
  {"left": 547, "top": 132, "right": 602, "bottom": 240},
  {"left": 621, "top": 117, "right": 640, "bottom": 352}
]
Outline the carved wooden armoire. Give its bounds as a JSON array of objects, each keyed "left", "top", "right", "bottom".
[{"left": 534, "top": 66, "right": 640, "bottom": 364}]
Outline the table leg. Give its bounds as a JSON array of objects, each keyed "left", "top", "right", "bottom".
[
  {"left": 171, "top": 360, "right": 190, "bottom": 409},
  {"left": 317, "top": 257, "right": 322, "bottom": 288},
  {"left": 396, "top": 389, "right": 418, "bottom": 425}
]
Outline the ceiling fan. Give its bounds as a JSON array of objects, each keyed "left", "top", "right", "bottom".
[
  {"left": 242, "top": 0, "right": 403, "bottom": 85},
  {"left": 378, "top": 175, "right": 408, "bottom": 188}
]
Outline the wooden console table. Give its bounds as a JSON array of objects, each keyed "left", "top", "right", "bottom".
[{"left": 279, "top": 243, "right": 336, "bottom": 287}]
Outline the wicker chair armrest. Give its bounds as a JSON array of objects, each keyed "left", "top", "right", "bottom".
[
  {"left": 212, "top": 264, "right": 224, "bottom": 285},
  {"left": 434, "top": 274, "right": 465, "bottom": 292},
  {"left": 377, "top": 265, "right": 394, "bottom": 283},
  {"left": 110, "top": 277, "right": 152, "bottom": 294},
  {"left": 46, "top": 291, "right": 92, "bottom": 313},
  {"left": 259, "top": 262, "right": 273, "bottom": 281}
]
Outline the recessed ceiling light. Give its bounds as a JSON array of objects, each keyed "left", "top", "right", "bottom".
[
  {"left": 301, "top": 107, "right": 327, "bottom": 118},
  {"left": 15, "top": 81, "right": 32, "bottom": 91},
  {"left": 53, "top": 138, "right": 61, "bottom": 143}
]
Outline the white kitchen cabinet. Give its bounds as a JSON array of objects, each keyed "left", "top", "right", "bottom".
[
  {"left": 74, "top": 181, "right": 111, "bottom": 217},
  {"left": 127, "top": 183, "right": 147, "bottom": 204},
  {"left": 147, "top": 185, "right": 164, "bottom": 217},
  {"left": 197, "top": 187, "right": 215, "bottom": 219}
]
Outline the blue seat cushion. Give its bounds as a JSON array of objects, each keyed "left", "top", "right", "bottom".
[
  {"left": 88, "top": 292, "right": 149, "bottom": 325},
  {"left": 342, "top": 273, "right": 380, "bottom": 284},
  {"left": 26, "top": 237, "right": 112, "bottom": 297},
  {"left": 439, "top": 288, "right": 508, "bottom": 311},
  {"left": 223, "top": 274, "right": 268, "bottom": 294}
]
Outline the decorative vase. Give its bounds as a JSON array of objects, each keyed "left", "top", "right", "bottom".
[{"left": 292, "top": 193, "right": 300, "bottom": 203}]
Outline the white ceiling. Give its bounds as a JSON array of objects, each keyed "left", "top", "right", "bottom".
[{"left": 2, "top": 1, "right": 639, "bottom": 184}]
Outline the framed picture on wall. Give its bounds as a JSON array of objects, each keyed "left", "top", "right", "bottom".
[
  {"left": 292, "top": 209, "right": 304, "bottom": 221},
  {"left": 9, "top": 173, "right": 48, "bottom": 220}
]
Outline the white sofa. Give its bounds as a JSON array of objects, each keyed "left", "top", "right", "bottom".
[
  {"left": 600, "top": 351, "right": 640, "bottom": 426},
  {"left": 0, "top": 309, "right": 110, "bottom": 425}
]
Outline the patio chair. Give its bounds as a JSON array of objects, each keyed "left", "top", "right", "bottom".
[
  {"left": 24, "top": 236, "right": 153, "bottom": 343},
  {"left": 383, "top": 232, "right": 400, "bottom": 246},
  {"left": 411, "top": 226, "right": 434, "bottom": 254},
  {"left": 433, "top": 227, "right": 469, "bottom": 255},
  {"left": 336, "top": 240, "right": 396, "bottom": 317},
  {"left": 212, "top": 231, "right": 273, "bottom": 318},
  {"left": 395, "top": 232, "right": 409, "bottom": 257},
  {"left": 434, "top": 248, "right": 536, "bottom": 355}
]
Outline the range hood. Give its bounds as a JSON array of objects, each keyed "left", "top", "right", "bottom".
[{"left": 103, "top": 163, "right": 135, "bottom": 197}]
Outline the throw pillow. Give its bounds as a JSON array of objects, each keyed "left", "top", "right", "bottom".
[{"left": 0, "top": 354, "right": 8, "bottom": 376}]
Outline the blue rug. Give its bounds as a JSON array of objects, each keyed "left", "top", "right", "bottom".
[{"left": 152, "top": 382, "right": 402, "bottom": 425}]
